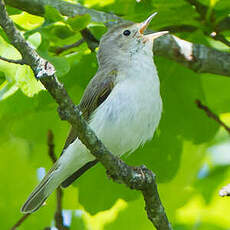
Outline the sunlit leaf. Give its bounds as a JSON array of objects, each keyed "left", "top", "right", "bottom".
[
  {"left": 66, "top": 14, "right": 91, "bottom": 31},
  {"left": 0, "top": 37, "right": 44, "bottom": 97},
  {"left": 11, "top": 12, "right": 44, "bottom": 30},
  {"left": 44, "top": 5, "right": 65, "bottom": 23}
]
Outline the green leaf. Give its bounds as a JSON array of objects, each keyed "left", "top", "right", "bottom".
[
  {"left": 27, "top": 32, "right": 42, "bottom": 49},
  {"left": 50, "top": 24, "right": 76, "bottom": 40},
  {"left": 44, "top": 5, "right": 64, "bottom": 23},
  {"left": 0, "top": 28, "right": 10, "bottom": 43},
  {"left": 5, "top": 5, "right": 22, "bottom": 15},
  {"left": 66, "top": 14, "right": 91, "bottom": 31},
  {"left": 38, "top": 23, "right": 81, "bottom": 48},
  {"left": 37, "top": 35, "right": 70, "bottom": 77},
  {"left": 88, "top": 23, "right": 107, "bottom": 40},
  {"left": 11, "top": 12, "right": 44, "bottom": 30},
  {"left": 15, "top": 65, "right": 45, "bottom": 97},
  {"left": 0, "top": 37, "right": 44, "bottom": 98}
]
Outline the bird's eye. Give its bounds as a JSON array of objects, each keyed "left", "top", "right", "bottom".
[{"left": 123, "top": 30, "right": 131, "bottom": 36}]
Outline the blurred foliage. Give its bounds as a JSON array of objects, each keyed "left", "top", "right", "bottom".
[{"left": 0, "top": 0, "right": 230, "bottom": 229}]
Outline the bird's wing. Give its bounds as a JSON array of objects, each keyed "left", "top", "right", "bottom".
[
  {"left": 63, "top": 69, "right": 117, "bottom": 149},
  {"left": 79, "top": 69, "right": 117, "bottom": 120},
  {"left": 61, "top": 69, "right": 117, "bottom": 187}
]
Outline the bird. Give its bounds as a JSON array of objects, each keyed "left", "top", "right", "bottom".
[{"left": 21, "top": 13, "right": 168, "bottom": 213}]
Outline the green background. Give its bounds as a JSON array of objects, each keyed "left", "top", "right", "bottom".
[{"left": 0, "top": 0, "right": 230, "bottom": 229}]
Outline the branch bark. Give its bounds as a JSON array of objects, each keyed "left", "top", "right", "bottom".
[
  {"left": 0, "top": 0, "right": 172, "bottom": 229},
  {"left": 4, "top": 0, "right": 230, "bottom": 77}
]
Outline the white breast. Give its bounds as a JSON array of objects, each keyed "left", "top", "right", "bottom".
[{"left": 89, "top": 56, "right": 162, "bottom": 156}]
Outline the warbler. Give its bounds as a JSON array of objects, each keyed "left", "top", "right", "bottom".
[{"left": 21, "top": 13, "right": 168, "bottom": 213}]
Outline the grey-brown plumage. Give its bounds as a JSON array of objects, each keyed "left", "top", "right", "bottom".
[
  {"left": 21, "top": 13, "right": 168, "bottom": 213},
  {"left": 61, "top": 69, "right": 117, "bottom": 187}
]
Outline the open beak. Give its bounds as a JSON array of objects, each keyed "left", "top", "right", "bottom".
[{"left": 139, "top": 13, "right": 168, "bottom": 41}]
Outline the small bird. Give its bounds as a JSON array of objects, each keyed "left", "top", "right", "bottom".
[{"left": 21, "top": 13, "right": 168, "bottom": 213}]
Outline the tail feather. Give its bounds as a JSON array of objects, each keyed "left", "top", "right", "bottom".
[
  {"left": 61, "top": 160, "right": 98, "bottom": 188},
  {"left": 21, "top": 164, "right": 60, "bottom": 213},
  {"left": 21, "top": 139, "right": 94, "bottom": 213}
]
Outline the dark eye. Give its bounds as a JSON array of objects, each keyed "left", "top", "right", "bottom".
[{"left": 123, "top": 30, "right": 131, "bottom": 36}]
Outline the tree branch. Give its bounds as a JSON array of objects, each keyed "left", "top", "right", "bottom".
[
  {"left": 80, "top": 28, "right": 99, "bottom": 52},
  {"left": 0, "top": 0, "right": 172, "bottom": 229},
  {"left": 195, "top": 100, "right": 230, "bottom": 134},
  {"left": 47, "top": 130, "right": 57, "bottom": 162},
  {"left": 195, "top": 100, "right": 230, "bottom": 198},
  {"left": 4, "top": 0, "right": 230, "bottom": 77},
  {"left": 10, "top": 213, "right": 31, "bottom": 230},
  {"left": 0, "top": 55, "right": 24, "bottom": 64},
  {"left": 54, "top": 28, "right": 99, "bottom": 54},
  {"left": 54, "top": 39, "right": 85, "bottom": 55}
]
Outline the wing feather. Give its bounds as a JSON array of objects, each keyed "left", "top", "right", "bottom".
[{"left": 60, "top": 69, "right": 117, "bottom": 187}]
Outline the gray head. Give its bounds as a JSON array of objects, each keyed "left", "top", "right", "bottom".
[{"left": 97, "top": 13, "right": 168, "bottom": 68}]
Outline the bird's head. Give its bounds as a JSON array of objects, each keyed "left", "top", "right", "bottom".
[{"left": 97, "top": 13, "right": 168, "bottom": 67}]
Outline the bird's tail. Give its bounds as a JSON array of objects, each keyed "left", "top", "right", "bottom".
[
  {"left": 21, "top": 162, "right": 62, "bottom": 213},
  {"left": 21, "top": 139, "right": 96, "bottom": 213}
]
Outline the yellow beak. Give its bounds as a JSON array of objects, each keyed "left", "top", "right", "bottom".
[{"left": 139, "top": 12, "right": 168, "bottom": 41}]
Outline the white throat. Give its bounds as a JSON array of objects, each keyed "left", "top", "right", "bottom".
[{"left": 90, "top": 50, "right": 162, "bottom": 156}]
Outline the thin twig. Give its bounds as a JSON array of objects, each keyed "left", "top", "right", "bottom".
[
  {"left": 10, "top": 213, "right": 31, "bottom": 230},
  {"left": 195, "top": 100, "right": 230, "bottom": 134},
  {"left": 0, "top": 0, "right": 172, "bottom": 228},
  {"left": 80, "top": 28, "right": 99, "bottom": 52},
  {"left": 0, "top": 55, "right": 24, "bottom": 65},
  {"left": 54, "top": 39, "right": 85, "bottom": 55},
  {"left": 47, "top": 130, "right": 66, "bottom": 230},
  {"left": 55, "top": 188, "right": 65, "bottom": 230},
  {"left": 53, "top": 29, "right": 98, "bottom": 54},
  {"left": 195, "top": 100, "right": 230, "bottom": 198},
  {"left": 47, "top": 129, "right": 57, "bottom": 163},
  {"left": 186, "top": 0, "right": 230, "bottom": 48},
  {"left": 185, "top": 0, "right": 230, "bottom": 33}
]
